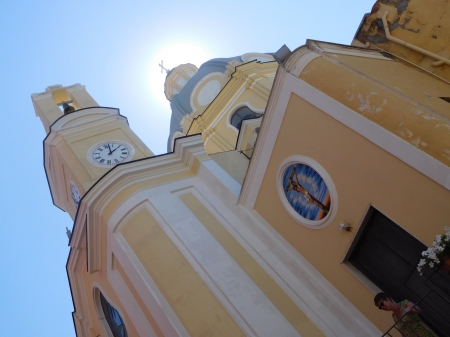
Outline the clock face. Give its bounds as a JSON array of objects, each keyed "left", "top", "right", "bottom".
[
  {"left": 90, "top": 141, "right": 132, "bottom": 166},
  {"left": 71, "top": 183, "right": 81, "bottom": 208}
]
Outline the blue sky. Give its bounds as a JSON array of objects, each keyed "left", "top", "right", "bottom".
[{"left": 0, "top": 1, "right": 374, "bottom": 335}]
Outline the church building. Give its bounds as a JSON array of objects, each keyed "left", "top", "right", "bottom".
[{"left": 32, "top": 0, "right": 450, "bottom": 336}]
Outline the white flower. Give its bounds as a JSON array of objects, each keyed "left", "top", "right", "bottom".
[
  {"left": 423, "top": 247, "right": 435, "bottom": 257},
  {"left": 417, "top": 226, "right": 450, "bottom": 274},
  {"left": 444, "top": 228, "right": 450, "bottom": 238}
]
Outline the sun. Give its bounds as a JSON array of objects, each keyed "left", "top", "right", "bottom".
[{"left": 148, "top": 42, "right": 213, "bottom": 107}]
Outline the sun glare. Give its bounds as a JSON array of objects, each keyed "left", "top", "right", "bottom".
[{"left": 148, "top": 42, "right": 213, "bottom": 108}]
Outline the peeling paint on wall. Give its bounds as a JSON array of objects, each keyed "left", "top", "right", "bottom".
[
  {"left": 353, "top": 0, "right": 450, "bottom": 81},
  {"left": 411, "top": 107, "right": 423, "bottom": 115},
  {"left": 435, "top": 124, "right": 450, "bottom": 130},
  {"left": 300, "top": 49, "right": 450, "bottom": 166},
  {"left": 442, "top": 149, "right": 450, "bottom": 160},
  {"left": 357, "top": 93, "right": 387, "bottom": 113},
  {"left": 422, "top": 114, "right": 436, "bottom": 120},
  {"left": 411, "top": 137, "right": 421, "bottom": 146},
  {"left": 398, "top": 128, "right": 413, "bottom": 138}
]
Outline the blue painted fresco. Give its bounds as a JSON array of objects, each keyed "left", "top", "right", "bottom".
[{"left": 282, "top": 163, "right": 331, "bottom": 221}]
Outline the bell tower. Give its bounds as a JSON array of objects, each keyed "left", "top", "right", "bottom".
[{"left": 31, "top": 84, "right": 154, "bottom": 220}]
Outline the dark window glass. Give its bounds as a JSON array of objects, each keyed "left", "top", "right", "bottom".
[
  {"left": 231, "top": 107, "right": 262, "bottom": 130},
  {"left": 100, "top": 292, "right": 128, "bottom": 337}
]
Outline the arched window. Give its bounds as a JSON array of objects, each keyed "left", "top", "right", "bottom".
[
  {"left": 100, "top": 292, "right": 128, "bottom": 337},
  {"left": 230, "top": 106, "right": 262, "bottom": 130}
]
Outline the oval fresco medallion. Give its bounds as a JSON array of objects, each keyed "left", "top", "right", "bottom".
[{"left": 282, "top": 163, "right": 331, "bottom": 221}]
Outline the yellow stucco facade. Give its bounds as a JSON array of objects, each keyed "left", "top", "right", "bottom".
[
  {"left": 300, "top": 54, "right": 450, "bottom": 165},
  {"left": 187, "top": 60, "right": 276, "bottom": 154},
  {"left": 354, "top": 0, "right": 450, "bottom": 81},
  {"left": 254, "top": 91, "right": 450, "bottom": 332},
  {"left": 33, "top": 1, "right": 450, "bottom": 336}
]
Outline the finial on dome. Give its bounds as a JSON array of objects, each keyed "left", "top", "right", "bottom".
[{"left": 158, "top": 60, "right": 172, "bottom": 75}]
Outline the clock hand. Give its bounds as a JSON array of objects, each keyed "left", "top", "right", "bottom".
[
  {"left": 107, "top": 144, "right": 112, "bottom": 155},
  {"left": 110, "top": 145, "right": 121, "bottom": 153}
]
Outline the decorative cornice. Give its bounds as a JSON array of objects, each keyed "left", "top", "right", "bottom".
[
  {"left": 52, "top": 108, "right": 121, "bottom": 131},
  {"left": 238, "top": 64, "right": 288, "bottom": 208},
  {"left": 187, "top": 72, "right": 227, "bottom": 124},
  {"left": 43, "top": 108, "right": 131, "bottom": 212},
  {"left": 307, "top": 40, "right": 390, "bottom": 60},
  {"left": 187, "top": 61, "right": 277, "bottom": 136},
  {"left": 240, "top": 40, "right": 450, "bottom": 216},
  {"left": 283, "top": 40, "right": 392, "bottom": 77},
  {"left": 69, "top": 135, "right": 206, "bottom": 273},
  {"left": 224, "top": 59, "right": 242, "bottom": 76},
  {"left": 31, "top": 83, "right": 83, "bottom": 99}
]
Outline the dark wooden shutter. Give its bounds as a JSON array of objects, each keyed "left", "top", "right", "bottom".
[{"left": 349, "top": 208, "right": 450, "bottom": 336}]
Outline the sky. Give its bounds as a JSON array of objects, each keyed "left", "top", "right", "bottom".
[{"left": 0, "top": 0, "right": 374, "bottom": 335}]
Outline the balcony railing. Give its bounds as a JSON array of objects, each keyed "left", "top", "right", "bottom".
[{"left": 382, "top": 289, "right": 450, "bottom": 337}]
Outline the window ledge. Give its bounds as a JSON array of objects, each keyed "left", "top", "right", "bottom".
[{"left": 341, "top": 261, "right": 382, "bottom": 295}]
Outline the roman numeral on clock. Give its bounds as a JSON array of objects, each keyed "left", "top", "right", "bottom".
[{"left": 91, "top": 142, "right": 132, "bottom": 166}]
